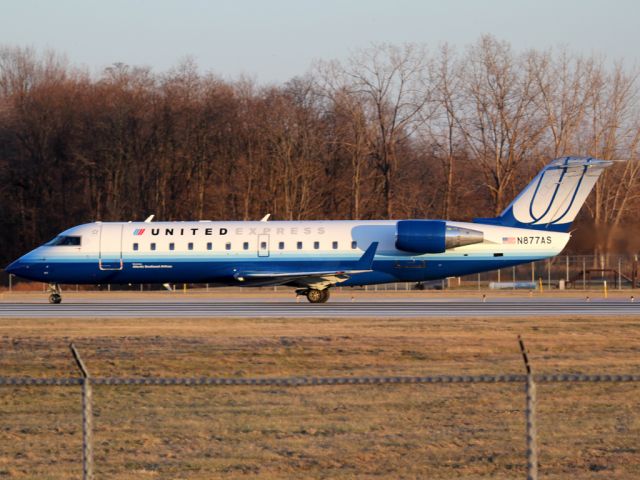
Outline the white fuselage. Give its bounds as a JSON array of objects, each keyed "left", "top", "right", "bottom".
[{"left": 7, "top": 219, "right": 570, "bottom": 287}]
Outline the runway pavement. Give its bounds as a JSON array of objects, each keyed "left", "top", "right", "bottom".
[{"left": 1, "top": 298, "right": 640, "bottom": 317}]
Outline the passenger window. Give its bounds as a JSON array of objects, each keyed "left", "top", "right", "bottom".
[
  {"left": 332, "top": 241, "right": 338, "bottom": 249},
  {"left": 351, "top": 241, "right": 357, "bottom": 249},
  {"left": 278, "top": 242, "right": 284, "bottom": 250},
  {"left": 243, "top": 242, "right": 249, "bottom": 250},
  {"left": 169, "top": 243, "right": 175, "bottom": 251},
  {"left": 225, "top": 243, "right": 231, "bottom": 251},
  {"left": 150, "top": 243, "right": 156, "bottom": 251},
  {"left": 207, "top": 242, "right": 212, "bottom": 250},
  {"left": 188, "top": 242, "right": 194, "bottom": 251},
  {"left": 297, "top": 241, "right": 303, "bottom": 250},
  {"left": 133, "top": 243, "right": 138, "bottom": 251},
  {"left": 313, "top": 241, "right": 319, "bottom": 250},
  {"left": 261, "top": 241, "right": 267, "bottom": 249}
]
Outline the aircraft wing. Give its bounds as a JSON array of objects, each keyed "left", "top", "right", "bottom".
[
  {"left": 233, "top": 242, "right": 378, "bottom": 288},
  {"left": 239, "top": 268, "right": 372, "bottom": 279}
]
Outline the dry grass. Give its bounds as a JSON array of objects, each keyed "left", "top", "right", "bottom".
[{"left": 0, "top": 314, "right": 639, "bottom": 479}]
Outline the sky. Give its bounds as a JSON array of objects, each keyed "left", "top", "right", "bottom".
[{"left": 1, "top": 0, "right": 638, "bottom": 83}]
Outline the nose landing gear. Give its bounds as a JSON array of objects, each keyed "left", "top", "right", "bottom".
[
  {"left": 297, "top": 288, "right": 331, "bottom": 303},
  {"left": 48, "top": 283, "right": 62, "bottom": 304}
]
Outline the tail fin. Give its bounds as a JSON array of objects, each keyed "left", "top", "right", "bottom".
[{"left": 474, "top": 156, "right": 613, "bottom": 232}]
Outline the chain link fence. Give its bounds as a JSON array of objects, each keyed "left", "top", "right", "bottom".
[
  {"left": 2, "top": 342, "right": 639, "bottom": 480},
  {"left": 0, "top": 254, "right": 638, "bottom": 293}
]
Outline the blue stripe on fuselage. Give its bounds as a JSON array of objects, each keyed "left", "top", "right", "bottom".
[{"left": 11, "top": 257, "right": 545, "bottom": 286}]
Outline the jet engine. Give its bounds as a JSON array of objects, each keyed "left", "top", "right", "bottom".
[{"left": 395, "top": 220, "right": 484, "bottom": 254}]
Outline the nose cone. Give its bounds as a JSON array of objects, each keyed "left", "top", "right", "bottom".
[
  {"left": 6, "top": 256, "right": 33, "bottom": 278},
  {"left": 5, "top": 259, "right": 21, "bottom": 275},
  {"left": 6, "top": 248, "right": 52, "bottom": 282}
]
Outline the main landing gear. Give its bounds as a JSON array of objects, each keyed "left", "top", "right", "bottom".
[
  {"left": 296, "top": 288, "right": 331, "bottom": 303},
  {"left": 48, "top": 283, "right": 62, "bottom": 304}
]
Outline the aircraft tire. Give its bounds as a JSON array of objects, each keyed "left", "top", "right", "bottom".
[
  {"left": 320, "top": 288, "right": 331, "bottom": 303},
  {"left": 306, "top": 289, "right": 324, "bottom": 303},
  {"left": 49, "top": 293, "right": 62, "bottom": 304}
]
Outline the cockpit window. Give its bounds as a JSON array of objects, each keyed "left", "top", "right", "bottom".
[{"left": 45, "top": 235, "right": 81, "bottom": 246}]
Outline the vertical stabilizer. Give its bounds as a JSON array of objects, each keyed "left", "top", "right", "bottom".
[{"left": 474, "top": 156, "right": 613, "bottom": 232}]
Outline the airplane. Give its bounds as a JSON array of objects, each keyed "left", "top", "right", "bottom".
[{"left": 6, "top": 156, "right": 611, "bottom": 304}]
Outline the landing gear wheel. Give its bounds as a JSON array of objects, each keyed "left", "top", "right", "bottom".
[
  {"left": 306, "top": 288, "right": 330, "bottom": 303},
  {"left": 47, "top": 283, "right": 62, "bottom": 304},
  {"left": 306, "top": 289, "right": 323, "bottom": 303},
  {"left": 320, "top": 289, "right": 331, "bottom": 303}
]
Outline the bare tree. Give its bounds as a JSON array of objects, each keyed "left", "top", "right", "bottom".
[
  {"left": 320, "top": 43, "right": 432, "bottom": 218},
  {"left": 457, "top": 36, "right": 546, "bottom": 214},
  {"left": 427, "top": 43, "right": 464, "bottom": 218},
  {"left": 531, "top": 50, "right": 596, "bottom": 158},
  {"left": 581, "top": 63, "right": 640, "bottom": 258},
  {"left": 2, "top": 40, "right": 640, "bottom": 264},
  {"left": 314, "top": 60, "right": 374, "bottom": 219}
]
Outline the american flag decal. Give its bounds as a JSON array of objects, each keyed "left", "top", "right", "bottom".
[
  {"left": 133, "top": 228, "right": 145, "bottom": 236},
  {"left": 502, "top": 237, "right": 516, "bottom": 244}
]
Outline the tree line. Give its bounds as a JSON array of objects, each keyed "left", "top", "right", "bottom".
[{"left": 1, "top": 35, "right": 639, "bottom": 265}]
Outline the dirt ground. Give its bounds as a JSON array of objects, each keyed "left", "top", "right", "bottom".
[{"left": 1, "top": 313, "right": 639, "bottom": 479}]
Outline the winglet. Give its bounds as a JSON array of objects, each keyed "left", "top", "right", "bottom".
[{"left": 355, "top": 242, "right": 378, "bottom": 269}]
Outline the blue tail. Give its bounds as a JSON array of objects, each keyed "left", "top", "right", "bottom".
[{"left": 474, "top": 156, "right": 612, "bottom": 232}]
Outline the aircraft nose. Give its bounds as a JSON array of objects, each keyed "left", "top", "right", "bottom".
[
  {"left": 5, "top": 259, "right": 20, "bottom": 274},
  {"left": 6, "top": 258, "right": 28, "bottom": 276},
  {"left": 5, "top": 253, "right": 48, "bottom": 282}
]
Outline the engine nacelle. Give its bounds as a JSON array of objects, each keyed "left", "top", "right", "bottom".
[{"left": 395, "top": 220, "right": 484, "bottom": 253}]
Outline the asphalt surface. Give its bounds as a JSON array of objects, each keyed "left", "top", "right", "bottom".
[{"left": 1, "top": 299, "right": 640, "bottom": 317}]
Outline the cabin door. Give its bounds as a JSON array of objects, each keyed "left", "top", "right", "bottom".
[
  {"left": 99, "top": 224, "right": 124, "bottom": 270},
  {"left": 257, "top": 234, "right": 270, "bottom": 257}
]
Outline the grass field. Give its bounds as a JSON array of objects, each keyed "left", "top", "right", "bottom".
[{"left": 1, "top": 313, "right": 639, "bottom": 479}]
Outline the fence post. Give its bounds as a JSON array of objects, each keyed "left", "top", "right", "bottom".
[
  {"left": 70, "top": 343, "right": 93, "bottom": 480},
  {"left": 547, "top": 259, "right": 551, "bottom": 289},
  {"left": 618, "top": 257, "right": 622, "bottom": 290},
  {"left": 518, "top": 336, "right": 538, "bottom": 480},
  {"left": 531, "top": 263, "right": 535, "bottom": 284}
]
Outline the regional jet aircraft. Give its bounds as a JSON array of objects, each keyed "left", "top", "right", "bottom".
[{"left": 6, "top": 157, "right": 611, "bottom": 303}]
